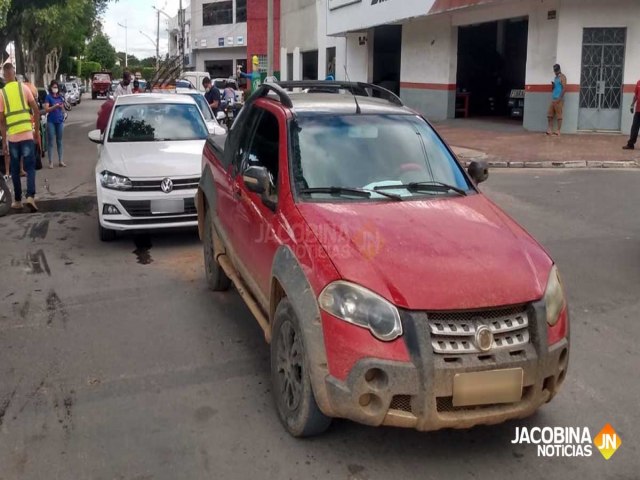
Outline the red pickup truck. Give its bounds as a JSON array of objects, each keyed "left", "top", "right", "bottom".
[
  {"left": 196, "top": 81, "right": 570, "bottom": 437},
  {"left": 91, "top": 71, "right": 112, "bottom": 100}
]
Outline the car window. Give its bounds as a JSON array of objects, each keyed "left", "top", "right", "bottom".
[
  {"left": 230, "top": 106, "right": 261, "bottom": 172},
  {"left": 244, "top": 109, "right": 280, "bottom": 193},
  {"left": 290, "top": 114, "right": 470, "bottom": 200},
  {"left": 187, "top": 93, "right": 213, "bottom": 120},
  {"left": 94, "top": 74, "right": 110, "bottom": 82},
  {"left": 108, "top": 103, "right": 209, "bottom": 142}
]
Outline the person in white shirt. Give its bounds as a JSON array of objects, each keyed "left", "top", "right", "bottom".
[{"left": 113, "top": 71, "right": 133, "bottom": 98}]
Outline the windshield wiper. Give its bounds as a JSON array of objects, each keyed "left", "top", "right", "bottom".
[
  {"left": 299, "top": 187, "right": 403, "bottom": 201},
  {"left": 374, "top": 181, "right": 467, "bottom": 196}
]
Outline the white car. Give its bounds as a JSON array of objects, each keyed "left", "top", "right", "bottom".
[{"left": 88, "top": 94, "right": 226, "bottom": 241}]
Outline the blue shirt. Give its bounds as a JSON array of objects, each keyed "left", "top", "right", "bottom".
[
  {"left": 552, "top": 74, "right": 565, "bottom": 100},
  {"left": 45, "top": 94, "right": 65, "bottom": 123}
]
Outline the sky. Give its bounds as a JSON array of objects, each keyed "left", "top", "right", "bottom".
[{"left": 102, "top": 0, "right": 188, "bottom": 60}]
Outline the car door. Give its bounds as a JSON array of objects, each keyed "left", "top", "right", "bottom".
[
  {"left": 211, "top": 104, "right": 261, "bottom": 249},
  {"left": 232, "top": 103, "right": 285, "bottom": 299}
]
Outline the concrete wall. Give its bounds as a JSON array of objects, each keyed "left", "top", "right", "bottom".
[
  {"left": 556, "top": 0, "right": 640, "bottom": 133},
  {"left": 280, "top": 0, "right": 347, "bottom": 81},
  {"left": 344, "top": 33, "right": 369, "bottom": 82},
  {"left": 399, "top": 15, "right": 458, "bottom": 120},
  {"left": 191, "top": 0, "right": 247, "bottom": 52},
  {"left": 194, "top": 46, "right": 247, "bottom": 73}
]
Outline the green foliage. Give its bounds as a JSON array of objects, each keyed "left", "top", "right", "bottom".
[
  {"left": 80, "top": 60, "right": 101, "bottom": 78},
  {"left": 139, "top": 57, "right": 157, "bottom": 68},
  {"left": 86, "top": 33, "right": 117, "bottom": 70},
  {"left": 140, "top": 67, "right": 155, "bottom": 81}
]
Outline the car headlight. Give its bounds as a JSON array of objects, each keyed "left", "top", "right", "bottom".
[
  {"left": 319, "top": 281, "right": 402, "bottom": 342},
  {"left": 100, "top": 171, "right": 132, "bottom": 190},
  {"left": 544, "top": 265, "right": 566, "bottom": 326}
]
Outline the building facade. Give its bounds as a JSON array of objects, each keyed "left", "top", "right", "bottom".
[
  {"left": 323, "top": 0, "right": 640, "bottom": 133},
  {"left": 279, "top": 0, "right": 346, "bottom": 82},
  {"left": 168, "top": 7, "right": 192, "bottom": 68},
  {"left": 189, "top": 0, "right": 248, "bottom": 78}
]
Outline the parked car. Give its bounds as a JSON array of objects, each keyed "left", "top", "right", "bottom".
[
  {"left": 182, "top": 71, "right": 210, "bottom": 93},
  {"left": 64, "top": 82, "right": 80, "bottom": 105},
  {"left": 178, "top": 90, "right": 225, "bottom": 131},
  {"left": 196, "top": 81, "right": 570, "bottom": 437},
  {"left": 87, "top": 94, "right": 225, "bottom": 241},
  {"left": 91, "top": 71, "right": 112, "bottom": 99}
]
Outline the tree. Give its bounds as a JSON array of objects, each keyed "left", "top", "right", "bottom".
[
  {"left": 80, "top": 60, "right": 101, "bottom": 78},
  {"left": 86, "top": 33, "right": 116, "bottom": 71}
]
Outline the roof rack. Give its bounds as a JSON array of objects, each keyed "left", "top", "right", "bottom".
[
  {"left": 245, "top": 82, "right": 294, "bottom": 108},
  {"left": 247, "top": 80, "right": 404, "bottom": 108}
]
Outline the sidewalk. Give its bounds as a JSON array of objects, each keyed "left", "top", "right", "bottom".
[{"left": 438, "top": 118, "right": 640, "bottom": 168}]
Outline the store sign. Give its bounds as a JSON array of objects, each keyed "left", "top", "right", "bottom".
[{"left": 328, "top": 0, "right": 429, "bottom": 34}]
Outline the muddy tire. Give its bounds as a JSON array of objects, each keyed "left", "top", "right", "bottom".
[
  {"left": 203, "top": 212, "right": 231, "bottom": 291},
  {"left": 271, "top": 298, "right": 331, "bottom": 437},
  {"left": 0, "top": 177, "right": 11, "bottom": 217},
  {"left": 98, "top": 222, "right": 116, "bottom": 242}
]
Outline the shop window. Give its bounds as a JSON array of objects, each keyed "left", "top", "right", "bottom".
[{"left": 203, "top": 1, "right": 233, "bottom": 26}]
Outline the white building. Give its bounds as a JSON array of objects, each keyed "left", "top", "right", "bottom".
[
  {"left": 189, "top": 0, "right": 248, "bottom": 77},
  {"left": 279, "top": 0, "right": 348, "bottom": 82},
  {"left": 168, "top": 6, "right": 192, "bottom": 67},
  {"left": 319, "top": 0, "right": 640, "bottom": 133}
]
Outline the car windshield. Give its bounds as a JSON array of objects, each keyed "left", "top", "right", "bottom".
[
  {"left": 94, "top": 74, "right": 110, "bottom": 82},
  {"left": 290, "top": 114, "right": 471, "bottom": 200},
  {"left": 108, "top": 103, "right": 208, "bottom": 142},
  {"left": 185, "top": 93, "right": 213, "bottom": 120}
]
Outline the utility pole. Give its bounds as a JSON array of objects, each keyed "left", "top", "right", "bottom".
[
  {"left": 156, "top": 9, "right": 160, "bottom": 67},
  {"left": 179, "top": 0, "right": 185, "bottom": 67},
  {"left": 117, "top": 20, "right": 128, "bottom": 68},
  {"left": 267, "top": 0, "right": 274, "bottom": 77}
]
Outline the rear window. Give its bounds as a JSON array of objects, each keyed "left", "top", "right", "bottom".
[{"left": 94, "top": 74, "right": 110, "bottom": 82}]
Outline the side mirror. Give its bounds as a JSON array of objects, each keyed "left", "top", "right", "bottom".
[
  {"left": 88, "top": 129, "right": 103, "bottom": 144},
  {"left": 468, "top": 160, "right": 489, "bottom": 184},
  {"left": 207, "top": 122, "right": 226, "bottom": 136},
  {"left": 216, "top": 111, "right": 226, "bottom": 121},
  {"left": 242, "top": 165, "right": 270, "bottom": 194}
]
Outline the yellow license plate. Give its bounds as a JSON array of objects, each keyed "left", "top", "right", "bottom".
[{"left": 452, "top": 368, "right": 523, "bottom": 407}]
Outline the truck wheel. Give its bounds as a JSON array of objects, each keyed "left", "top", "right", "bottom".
[
  {"left": 271, "top": 298, "right": 331, "bottom": 437},
  {"left": 203, "top": 212, "right": 231, "bottom": 291}
]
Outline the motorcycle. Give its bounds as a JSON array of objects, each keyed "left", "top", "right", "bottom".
[
  {"left": 0, "top": 174, "right": 10, "bottom": 216},
  {"left": 219, "top": 100, "right": 243, "bottom": 129}
]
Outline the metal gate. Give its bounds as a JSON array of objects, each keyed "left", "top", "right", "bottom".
[{"left": 578, "top": 28, "right": 626, "bottom": 131}]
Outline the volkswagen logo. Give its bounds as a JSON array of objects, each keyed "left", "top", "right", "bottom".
[
  {"left": 160, "top": 178, "right": 173, "bottom": 194},
  {"left": 474, "top": 325, "right": 494, "bottom": 352}
]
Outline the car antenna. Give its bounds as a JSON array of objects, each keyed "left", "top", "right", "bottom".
[{"left": 344, "top": 65, "right": 361, "bottom": 114}]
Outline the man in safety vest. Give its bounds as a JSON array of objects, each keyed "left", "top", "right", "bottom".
[{"left": 0, "top": 63, "right": 42, "bottom": 212}]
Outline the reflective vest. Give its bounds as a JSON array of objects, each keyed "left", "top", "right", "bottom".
[{"left": 1, "top": 81, "right": 32, "bottom": 136}]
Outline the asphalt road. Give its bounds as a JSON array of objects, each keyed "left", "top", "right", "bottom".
[{"left": 0, "top": 99, "right": 638, "bottom": 479}]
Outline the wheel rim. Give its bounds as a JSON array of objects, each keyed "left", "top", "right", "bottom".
[{"left": 276, "top": 320, "right": 303, "bottom": 412}]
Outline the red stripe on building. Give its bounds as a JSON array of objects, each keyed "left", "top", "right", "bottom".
[
  {"left": 400, "top": 82, "right": 456, "bottom": 91},
  {"left": 526, "top": 84, "right": 580, "bottom": 93},
  {"left": 527, "top": 84, "right": 636, "bottom": 93}
]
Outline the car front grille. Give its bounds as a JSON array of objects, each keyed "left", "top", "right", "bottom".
[
  {"left": 427, "top": 306, "right": 530, "bottom": 355},
  {"left": 130, "top": 177, "right": 200, "bottom": 192},
  {"left": 120, "top": 198, "right": 197, "bottom": 217}
]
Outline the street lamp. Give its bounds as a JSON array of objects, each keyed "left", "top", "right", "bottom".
[
  {"left": 140, "top": 30, "right": 159, "bottom": 69},
  {"left": 117, "top": 20, "right": 128, "bottom": 68},
  {"left": 152, "top": 6, "right": 172, "bottom": 63}
]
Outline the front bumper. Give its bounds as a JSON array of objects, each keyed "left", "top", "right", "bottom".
[
  {"left": 97, "top": 184, "right": 198, "bottom": 232},
  {"left": 322, "top": 302, "right": 569, "bottom": 431}
]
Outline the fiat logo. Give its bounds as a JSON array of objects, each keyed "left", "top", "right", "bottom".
[
  {"left": 160, "top": 178, "right": 173, "bottom": 193},
  {"left": 474, "top": 325, "right": 494, "bottom": 352}
]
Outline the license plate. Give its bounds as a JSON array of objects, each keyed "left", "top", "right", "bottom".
[
  {"left": 452, "top": 368, "right": 523, "bottom": 407},
  {"left": 150, "top": 199, "right": 184, "bottom": 214}
]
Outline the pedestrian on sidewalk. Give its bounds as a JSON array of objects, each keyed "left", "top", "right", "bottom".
[
  {"left": 0, "top": 63, "right": 42, "bottom": 212},
  {"left": 44, "top": 80, "right": 66, "bottom": 168},
  {"left": 547, "top": 64, "right": 566, "bottom": 136},
  {"left": 114, "top": 71, "right": 133, "bottom": 99},
  {"left": 622, "top": 78, "right": 640, "bottom": 150}
]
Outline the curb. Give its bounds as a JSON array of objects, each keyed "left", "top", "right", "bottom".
[{"left": 458, "top": 159, "right": 638, "bottom": 169}]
